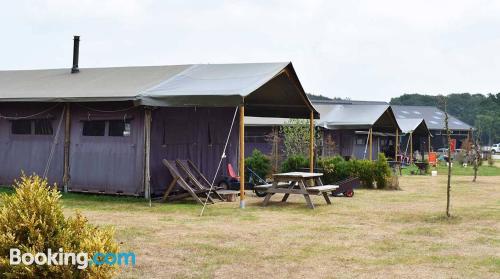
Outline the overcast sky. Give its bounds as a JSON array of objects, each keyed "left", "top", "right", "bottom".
[{"left": 1, "top": 0, "right": 499, "bottom": 101}]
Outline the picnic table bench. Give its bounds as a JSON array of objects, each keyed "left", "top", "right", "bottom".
[{"left": 261, "top": 172, "right": 338, "bottom": 209}]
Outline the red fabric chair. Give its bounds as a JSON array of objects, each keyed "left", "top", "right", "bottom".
[{"left": 227, "top": 163, "right": 239, "bottom": 179}]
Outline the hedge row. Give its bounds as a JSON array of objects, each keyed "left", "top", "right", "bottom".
[{"left": 245, "top": 149, "right": 392, "bottom": 189}]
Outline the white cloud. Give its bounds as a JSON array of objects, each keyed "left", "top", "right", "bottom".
[{"left": 1, "top": 0, "right": 499, "bottom": 101}]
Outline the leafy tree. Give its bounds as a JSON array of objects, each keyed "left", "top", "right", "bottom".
[
  {"left": 280, "top": 119, "right": 318, "bottom": 158},
  {"left": 442, "top": 97, "right": 452, "bottom": 218},
  {"left": 472, "top": 128, "right": 481, "bottom": 182},
  {"left": 306, "top": 93, "right": 333, "bottom": 101}
]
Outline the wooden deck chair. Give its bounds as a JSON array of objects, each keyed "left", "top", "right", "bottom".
[
  {"left": 162, "top": 159, "right": 214, "bottom": 205},
  {"left": 176, "top": 160, "right": 224, "bottom": 201}
]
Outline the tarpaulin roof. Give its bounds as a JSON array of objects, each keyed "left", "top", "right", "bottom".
[
  {"left": 0, "top": 62, "right": 318, "bottom": 118},
  {"left": 316, "top": 103, "right": 400, "bottom": 132},
  {"left": 396, "top": 118, "right": 431, "bottom": 135},
  {"left": 246, "top": 101, "right": 401, "bottom": 132},
  {"left": 392, "top": 105, "right": 472, "bottom": 131}
]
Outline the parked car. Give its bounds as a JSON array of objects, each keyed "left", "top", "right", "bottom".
[{"left": 491, "top": 143, "right": 500, "bottom": 154}]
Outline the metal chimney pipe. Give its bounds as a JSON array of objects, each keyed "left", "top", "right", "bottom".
[{"left": 71, "top": 35, "right": 80, "bottom": 73}]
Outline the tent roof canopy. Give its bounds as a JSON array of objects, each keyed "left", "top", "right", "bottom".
[
  {"left": 0, "top": 62, "right": 318, "bottom": 119},
  {"left": 392, "top": 105, "right": 472, "bottom": 131},
  {"left": 396, "top": 118, "right": 431, "bottom": 136},
  {"left": 245, "top": 102, "right": 401, "bottom": 133},
  {"left": 316, "top": 103, "right": 401, "bottom": 132}
]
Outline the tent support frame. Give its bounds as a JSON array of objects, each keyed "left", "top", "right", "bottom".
[
  {"left": 63, "top": 103, "right": 71, "bottom": 192},
  {"left": 239, "top": 105, "right": 245, "bottom": 208},
  {"left": 309, "top": 111, "right": 314, "bottom": 172}
]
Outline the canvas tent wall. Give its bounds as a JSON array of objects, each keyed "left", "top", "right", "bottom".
[
  {"left": 149, "top": 107, "right": 239, "bottom": 196},
  {"left": 0, "top": 62, "right": 318, "bottom": 196},
  {"left": 0, "top": 102, "right": 65, "bottom": 186}
]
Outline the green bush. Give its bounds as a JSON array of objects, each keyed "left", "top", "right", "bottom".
[
  {"left": 354, "top": 160, "right": 375, "bottom": 188},
  {"left": 281, "top": 155, "right": 309, "bottom": 173},
  {"left": 245, "top": 149, "right": 272, "bottom": 181},
  {"left": 317, "top": 156, "right": 353, "bottom": 184},
  {"left": 281, "top": 154, "right": 392, "bottom": 189},
  {"left": 374, "top": 154, "right": 392, "bottom": 189},
  {"left": 423, "top": 159, "right": 431, "bottom": 174},
  {"left": 0, "top": 174, "right": 118, "bottom": 278}
]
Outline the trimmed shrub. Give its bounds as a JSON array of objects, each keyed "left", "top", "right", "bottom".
[
  {"left": 0, "top": 174, "right": 118, "bottom": 278},
  {"left": 281, "top": 155, "right": 309, "bottom": 173},
  {"left": 354, "top": 160, "right": 375, "bottom": 188},
  {"left": 317, "top": 156, "right": 353, "bottom": 184},
  {"left": 245, "top": 149, "right": 272, "bottom": 181},
  {"left": 374, "top": 154, "right": 392, "bottom": 189}
]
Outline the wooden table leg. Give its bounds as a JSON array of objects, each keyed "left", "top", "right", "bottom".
[
  {"left": 322, "top": 192, "right": 332, "bottom": 204},
  {"left": 281, "top": 181, "right": 296, "bottom": 202},
  {"left": 262, "top": 180, "right": 278, "bottom": 206},
  {"left": 299, "top": 180, "right": 315, "bottom": 209}
]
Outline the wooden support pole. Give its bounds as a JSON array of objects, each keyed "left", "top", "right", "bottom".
[
  {"left": 395, "top": 129, "right": 399, "bottom": 162},
  {"left": 428, "top": 134, "right": 431, "bottom": 155},
  {"left": 63, "top": 103, "right": 71, "bottom": 192},
  {"left": 239, "top": 105, "right": 245, "bottom": 208},
  {"left": 410, "top": 132, "right": 413, "bottom": 164},
  {"left": 369, "top": 128, "right": 373, "bottom": 161},
  {"left": 144, "top": 108, "right": 152, "bottom": 199},
  {"left": 309, "top": 111, "right": 314, "bottom": 173}
]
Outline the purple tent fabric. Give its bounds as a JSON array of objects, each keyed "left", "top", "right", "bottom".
[
  {"left": 68, "top": 103, "right": 145, "bottom": 195},
  {"left": 0, "top": 102, "right": 64, "bottom": 186},
  {"left": 150, "top": 107, "right": 239, "bottom": 196}
]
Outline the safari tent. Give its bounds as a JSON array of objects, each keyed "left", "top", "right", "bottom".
[
  {"left": 396, "top": 118, "right": 431, "bottom": 161},
  {"left": 245, "top": 100, "right": 401, "bottom": 161},
  {"left": 0, "top": 37, "right": 318, "bottom": 199}
]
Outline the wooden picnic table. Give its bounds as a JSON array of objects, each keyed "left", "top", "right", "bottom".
[{"left": 261, "top": 172, "right": 338, "bottom": 209}]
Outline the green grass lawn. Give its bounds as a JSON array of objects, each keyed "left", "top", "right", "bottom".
[
  {"left": 1, "top": 176, "right": 499, "bottom": 278},
  {"left": 401, "top": 163, "right": 500, "bottom": 176}
]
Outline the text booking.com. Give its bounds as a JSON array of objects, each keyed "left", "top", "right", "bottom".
[{"left": 10, "top": 248, "right": 136, "bottom": 270}]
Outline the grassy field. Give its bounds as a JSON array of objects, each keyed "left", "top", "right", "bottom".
[
  {"left": 402, "top": 162, "right": 500, "bottom": 176},
  {"left": 1, "top": 175, "right": 499, "bottom": 278}
]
